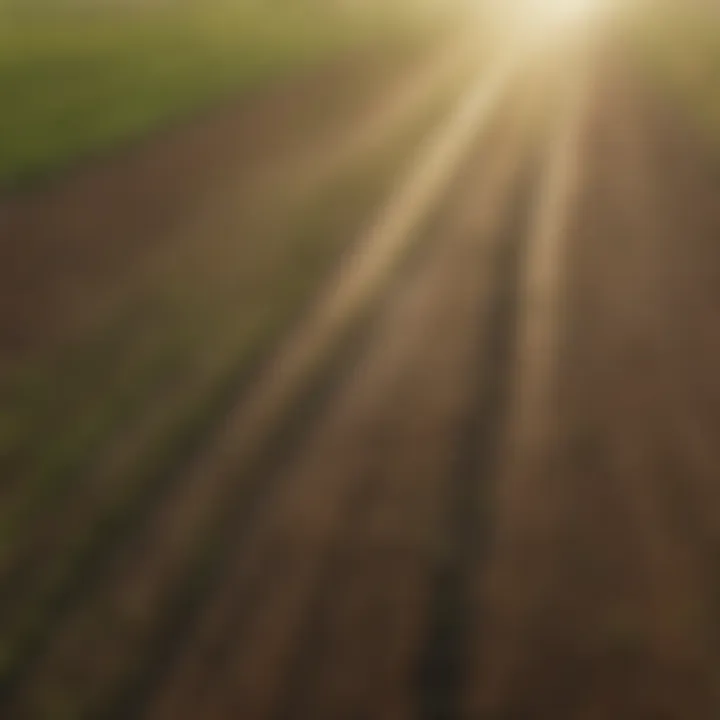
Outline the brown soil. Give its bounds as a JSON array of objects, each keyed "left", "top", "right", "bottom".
[{"left": 4, "top": 31, "right": 720, "bottom": 720}]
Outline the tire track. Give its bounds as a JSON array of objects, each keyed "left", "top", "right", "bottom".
[
  {"left": 415, "top": 153, "right": 540, "bottom": 720},
  {"left": 465, "top": 60, "right": 592, "bottom": 718},
  {"left": 271, "top": 99, "right": 536, "bottom": 720}
]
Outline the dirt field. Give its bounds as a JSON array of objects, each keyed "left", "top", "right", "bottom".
[{"left": 3, "top": 18, "right": 720, "bottom": 720}]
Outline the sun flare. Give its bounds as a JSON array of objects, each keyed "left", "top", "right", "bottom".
[
  {"left": 490, "top": 0, "right": 606, "bottom": 39},
  {"left": 522, "top": 0, "right": 600, "bottom": 26}
]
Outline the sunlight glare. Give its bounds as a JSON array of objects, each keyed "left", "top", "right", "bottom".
[{"left": 505, "top": 0, "right": 604, "bottom": 37}]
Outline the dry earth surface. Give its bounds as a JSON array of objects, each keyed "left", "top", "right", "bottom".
[{"left": 2, "top": 22, "right": 720, "bottom": 720}]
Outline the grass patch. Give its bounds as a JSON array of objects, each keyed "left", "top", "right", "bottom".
[{"left": 0, "top": 0, "right": 443, "bottom": 187}]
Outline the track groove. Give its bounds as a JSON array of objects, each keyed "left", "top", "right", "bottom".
[{"left": 416, "top": 140, "right": 542, "bottom": 720}]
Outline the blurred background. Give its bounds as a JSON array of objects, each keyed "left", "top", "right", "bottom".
[{"left": 2, "top": 1, "right": 720, "bottom": 718}]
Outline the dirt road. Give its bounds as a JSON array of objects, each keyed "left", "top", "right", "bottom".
[{"left": 3, "top": 26, "right": 720, "bottom": 720}]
